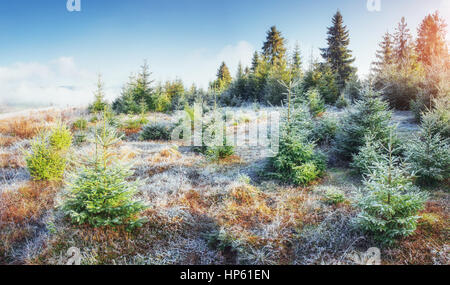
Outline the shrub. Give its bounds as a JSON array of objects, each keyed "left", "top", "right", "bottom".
[
  {"left": 350, "top": 134, "right": 385, "bottom": 175},
  {"left": 48, "top": 123, "right": 73, "bottom": 152},
  {"left": 355, "top": 138, "right": 428, "bottom": 245},
  {"left": 375, "top": 64, "right": 423, "bottom": 110},
  {"left": 271, "top": 134, "right": 326, "bottom": 186},
  {"left": 206, "top": 145, "right": 235, "bottom": 161},
  {"left": 419, "top": 97, "right": 450, "bottom": 139},
  {"left": 323, "top": 187, "right": 346, "bottom": 205},
  {"left": 305, "top": 88, "right": 325, "bottom": 116},
  {"left": 292, "top": 162, "right": 322, "bottom": 186},
  {"left": 343, "top": 74, "right": 362, "bottom": 102},
  {"left": 89, "top": 116, "right": 99, "bottom": 123},
  {"left": 63, "top": 123, "right": 148, "bottom": 230},
  {"left": 120, "top": 116, "right": 149, "bottom": 135},
  {"left": 25, "top": 132, "right": 69, "bottom": 182},
  {"left": 335, "top": 88, "right": 392, "bottom": 160},
  {"left": 72, "top": 118, "right": 88, "bottom": 131},
  {"left": 140, "top": 122, "right": 173, "bottom": 141},
  {"left": 310, "top": 115, "right": 338, "bottom": 145},
  {"left": 73, "top": 132, "right": 87, "bottom": 146},
  {"left": 335, "top": 93, "right": 349, "bottom": 109},
  {"left": 406, "top": 119, "right": 450, "bottom": 185}
]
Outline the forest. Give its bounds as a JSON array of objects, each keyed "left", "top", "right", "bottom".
[{"left": 0, "top": 8, "right": 448, "bottom": 265}]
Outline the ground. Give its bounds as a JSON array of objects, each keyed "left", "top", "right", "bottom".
[{"left": 0, "top": 107, "right": 448, "bottom": 265}]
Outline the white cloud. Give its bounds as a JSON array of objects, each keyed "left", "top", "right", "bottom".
[
  {"left": 0, "top": 57, "right": 119, "bottom": 107},
  {"left": 175, "top": 41, "right": 255, "bottom": 88},
  {"left": 0, "top": 42, "right": 255, "bottom": 107}
]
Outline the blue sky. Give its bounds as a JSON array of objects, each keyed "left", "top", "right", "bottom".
[{"left": 0, "top": 0, "right": 448, "bottom": 106}]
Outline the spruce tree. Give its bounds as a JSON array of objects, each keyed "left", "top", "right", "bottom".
[
  {"left": 250, "top": 51, "right": 260, "bottom": 73},
  {"left": 262, "top": 26, "right": 287, "bottom": 68},
  {"left": 335, "top": 87, "right": 393, "bottom": 160},
  {"left": 373, "top": 32, "right": 394, "bottom": 72},
  {"left": 88, "top": 74, "right": 108, "bottom": 113},
  {"left": 215, "top": 61, "right": 232, "bottom": 91},
  {"left": 134, "top": 60, "right": 154, "bottom": 109},
  {"left": 290, "top": 43, "right": 303, "bottom": 79},
  {"left": 416, "top": 11, "right": 449, "bottom": 66},
  {"left": 320, "top": 10, "right": 355, "bottom": 89},
  {"left": 393, "top": 17, "right": 414, "bottom": 66}
]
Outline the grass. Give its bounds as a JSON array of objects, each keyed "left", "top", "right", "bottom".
[{"left": 0, "top": 106, "right": 448, "bottom": 265}]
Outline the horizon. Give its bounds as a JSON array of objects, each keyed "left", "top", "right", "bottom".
[{"left": 0, "top": 0, "right": 449, "bottom": 107}]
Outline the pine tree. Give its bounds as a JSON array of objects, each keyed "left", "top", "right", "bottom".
[
  {"left": 250, "top": 51, "right": 260, "bottom": 73},
  {"left": 416, "top": 11, "right": 449, "bottom": 66},
  {"left": 373, "top": 31, "right": 394, "bottom": 72},
  {"left": 88, "top": 74, "right": 108, "bottom": 113},
  {"left": 290, "top": 43, "right": 303, "bottom": 79},
  {"left": 393, "top": 17, "right": 414, "bottom": 65},
  {"left": 262, "top": 26, "right": 287, "bottom": 68},
  {"left": 335, "top": 87, "right": 393, "bottom": 160},
  {"left": 215, "top": 62, "right": 232, "bottom": 91},
  {"left": 236, "top": 61, "right": 244, "bottom": 80},
  {"left": 134, "top": 60, "right": 154, "bottom": 108},
  {"left": 320, "top": 10, "right": 355, "bottom": 89}
]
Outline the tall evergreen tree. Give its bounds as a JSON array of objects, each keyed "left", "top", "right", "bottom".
[
  {"left": 416, "top": 11, "right": 448, "bottom": 66},
  {"left": 262, "top": 26, "right": 287, "bottom": 68},
  {"left": 214, "top": 62, "right": 232, "bottom": 91},
  {"left": 250, "top": 51, "right": 260, "bottom": 73},
  {"left": 320, "top": 10, "right": 356, "bottom": 89},
  {"left": 236, "top": 61, "right": 244, "bottom": 80},
  {"left": 134, "top": 60, "right": 154, "bottom": 108},
  {"left": 290, "top": 43, "right": 303, "bottom": 79},
  {"left": 373, "top": 31, "right": 394, "bottom": 72},
  {"left": 393, "top": 17, "right": 414, "bottom": 65}
]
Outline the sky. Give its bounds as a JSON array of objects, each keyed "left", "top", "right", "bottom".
[{"left": 0, "top": 0, "right": 449, "bottom": 107}]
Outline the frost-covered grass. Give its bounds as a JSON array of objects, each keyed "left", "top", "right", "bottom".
[{"left": 0, "top": 107, "right": 448, "bottom": 265}]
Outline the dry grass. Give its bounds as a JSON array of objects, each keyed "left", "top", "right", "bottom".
[
  {"left": 0, "top": 136, "right": 19, "bottom": 147},
  {"left": 0, "top": 152, "right": 25, "bottom": 169},
  {"left": 383, "top": 201, "right": 449, "bottom": 265},
  {"left": 210, "top": 183, "right": 321, "bottom": 264},
  {"left": 0, "top": 112, "right": 56, "bottom": 139},
  {"left": 0, "top": 182, "right": 59, "bottom": 264}
]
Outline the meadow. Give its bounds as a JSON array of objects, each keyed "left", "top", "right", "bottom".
[{"left": 0, "top": 9, "right": 448, "bottom": 265}]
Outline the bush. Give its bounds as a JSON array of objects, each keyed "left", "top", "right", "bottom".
[
  {"left": 205, "top": 145, "right": 235, "bottom": 161},
  {"left": 343, "top": 74, "right": 362, "bottom": 102},
  {"left": 355, "top": 138, "right": 428, "bottom": 245},
  {"left": 335, "top": 88, "right": 392, "bottom": 160},
  {"left": 120, "top": 116, "right": 149, "bottom": 135},
  {"left": 140, "top": 122, "right": 173, "bottom": 141},
  {"left": 25, "top": 125, "right": 72, "bottom": 182},
  {"left": 88, "top": 100, "right": 108, "bottom": 114},
  {"left": 420, "top": 97, "right": 450, "bottom": 139},
  {"left": 271, "top": 134, "right": 326, "bottom": 186},
  {"left": 335, "top": 93, "right": 349, "bottom": 109},
  {"left": 305, "top": 88, "right": 325, "bottom": 116},
  {"left": 406, "top": 119, "right": 450, "bottom": 185},
  {"left": 48, "top": 123, "right": 73, "bottom": 152},
  {"left": 73, "top": 132, "right": 87, "bottom": 146},
  {"left": 89, "top": 116, "right": 99, "bottom": 123},
  {"left": 63, "top": 123, "right": 148, "bottom": 230},
  {"left": 192, "top": 117, "right": 235, "bottom": 160},
  {"left": 350, "top": 135, "right": 385, "bottom": 175},
  {"left": 310, "top": 115, "right": 338, "bottom": 145},
  {"left": 72, "top": 118, "right": 88, "bottom": 131},
  {"left": 323, "top": 187, "right": 346, "bottom": 205},
  {"left": 375, "top": 64, "right": 423, "bottom": 110}
]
